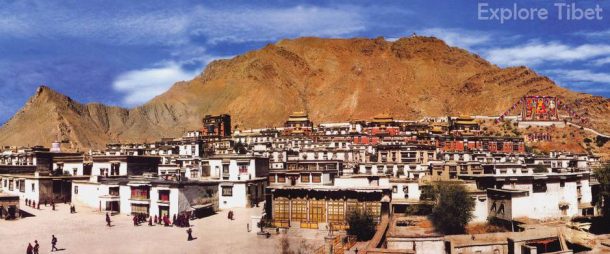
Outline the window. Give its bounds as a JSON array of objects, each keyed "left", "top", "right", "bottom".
[
  {"left": 238, "top": 163, "right": 248, "bottom": 174},
  {"left": 19, "top": 180, "right": 25, "bottom": 193},
  {"left": 268, "top": 175, "right": 276, "bottom": 183},
  {"left": 291, "top": 199, "right": 307, "bottom": 222},
  {"left": 533, "top": 180, "right": 547, "bottom": 193},
  {"left": 346, "top": 199, "right": 363, "bottom": 215},
  {"left": 222, "top": 165, "right": 230, "bottom": 180},
  {"left": 159, "top": 190, "right": 170, "bottom": 202},
  {"left": 74, "top": 186, "right": 78, "bottom": 194},
  {"left": 273, "top": 198, "right": 289, "bottom": 222},
  {"left": 301, "top": 174, "right": 310, "bottom": 183},
  {"left": 312, "top": 174, "right": 321, "bottom": 183},
  {"left": 392, "top": 186, "right": 398, "bottom": 193},
  {"left": 131, "top": 187, "right": 150, "bottom": 200},
  {"left": 277, "top": 175, "right": 286, "bottom": 183},
  {"left": 328, "top": 200, "right": 345, "bottom": 224},
  {"left": 222, "top": 186, "right": 233, "bottom": 196},
  {"left": 309, "top": 199, "right": 326, "bottom": 223},
  {"left": 365, "top": 202, "right": 381, "bottom": 221},
  {"left": 109, "top": 187, "right": 119, "bottom": 196}
]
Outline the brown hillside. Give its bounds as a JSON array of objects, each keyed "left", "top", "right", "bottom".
[{"left": 0, "top": 36, "right": 608, "bottom": 150}]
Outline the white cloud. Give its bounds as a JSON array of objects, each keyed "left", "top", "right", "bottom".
[
  {"left": 0, "top": 4, "right": 366, "bottom": 47},
  {"left": 593, "top": 57, "right": 610, "bottom": 66},
  {"left": 485, "top": 42, "right": 610, "bottom": 66},
  {"left": 112, "top": 54, "right": 228, "bottom": 106},
  {"left": 546, "top": 69, "right": 610, "bottom": 84},
  {"left": 0, "top": 16, "right": 29, "bottom": 36},
  {"left": 543, "top": 69, "right": 610, "bottom": 95},
  {"left": 574, "top": 29, "right": 610, "bottom": 39},
  {"left": 191, "top": 5, "right": 366, "bottom": 44},
  {"left": 417, "top": 28, "right": 491, "bottom": 50},
  {"left": 112, "top": 62, "right": 201, "bottom": 106}
]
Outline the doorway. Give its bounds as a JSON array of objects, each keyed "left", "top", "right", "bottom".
[{"left": 159, "top": 206, "right": 169, "bottom": 218}]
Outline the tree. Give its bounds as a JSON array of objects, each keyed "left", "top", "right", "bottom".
[
  {"left": 533, "top": 164, "right": 547, "bottom": 174},
  {"left": 346, "top": 210, "right": 376, "bottom": 241},
  {"left": 429, "top": 183, "right": 475, "bottom": 235},
  {"left": 595, "top": 164, "right": 610, "bottom": 219},
  {"left": 233, "top": 142, "right": 248, "bottom": 154}
]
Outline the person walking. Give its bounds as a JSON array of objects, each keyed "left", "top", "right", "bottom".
[
  {"left": 186, "top": 228, "right": 194, "bottom": 241},
  {"left": 106, "top": 212, "right": 112, "bottom": 227},
  {"left": 33, "top": 240, "right": 39, "bottom": 254},
  {"left": 51, "top": 235, "right": 58, "bottom": 252},
  {"left": 26, "top": 243, "right": 33, "bottom": 254}
]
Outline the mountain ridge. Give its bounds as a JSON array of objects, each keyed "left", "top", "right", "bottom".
[{"left": 0, "top": 36, "right": 608, "bottom": 150}]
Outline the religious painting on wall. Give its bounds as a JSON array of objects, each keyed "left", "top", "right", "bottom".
[{"left": 522, "top": 96, "right": 559, "bottom": 121}]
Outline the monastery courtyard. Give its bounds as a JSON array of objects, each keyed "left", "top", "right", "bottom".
[{"left": 0, "top": 202, "right": 325, "bottom": 254}]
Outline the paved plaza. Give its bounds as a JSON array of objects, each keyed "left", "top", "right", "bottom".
[{"left": 0, "top": 202, "right": 325, "bottom": 253}]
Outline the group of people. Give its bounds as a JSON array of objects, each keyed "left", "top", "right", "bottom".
[
  {"left": 24, "top": 199, "right": 57, "bottom": 210},
  {"left": 105, "top": 212, "right": 196, "bottom": 241},
  {"left": 24, "top": 199, "right": 39, "bottom": 210},
  {"left": 171, "top": 213, "right": 191, "bottom": 228},
  {"left": 149, "top": 213, "right": 191, "bottom": 227},
  {"left": 132, "top": 213, "right": 149, "bottom": 226},
  {"left": 26, "top": 235, "right": 59, "bottom": 254},
  {"left": 25, "top": 240, "right": 39, "bottom": 254}
]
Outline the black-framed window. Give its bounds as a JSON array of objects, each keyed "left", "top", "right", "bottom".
[
  {"left": 533, "top": 180, "right": 547, "bottom": 193},
  {"left": 222, "top": 186, "right": 233, "bottom": 196}
]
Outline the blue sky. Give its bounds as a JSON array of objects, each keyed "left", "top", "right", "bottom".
[{"left": 0, "top": 0, "right": 609, "bottom": 123}]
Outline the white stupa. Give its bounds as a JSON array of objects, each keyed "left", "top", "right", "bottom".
[{"left": 50, "top": 141, "right": 61, "bottom": 153}]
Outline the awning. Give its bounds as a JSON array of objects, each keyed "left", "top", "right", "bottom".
[
  {"left": 127, "top": 182, "right": 151, "bottom": 187},
  {"left": 188, "top": 203, "right": 214, "bottom": 211},
  {"left": 578, "top": 203, "right": 594, "bottom": 209},
  {"left": 99, "top": 195, "right": 120, "bottom": 201}
]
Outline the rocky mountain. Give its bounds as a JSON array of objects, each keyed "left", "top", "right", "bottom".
[{"left": 0, "top": 36, "right": 608, "bottom": 150}]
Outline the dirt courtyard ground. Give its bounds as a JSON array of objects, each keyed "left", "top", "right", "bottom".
[{"left": 0, "top": 201, "right": 325, "bottom": 254}]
